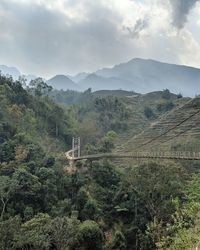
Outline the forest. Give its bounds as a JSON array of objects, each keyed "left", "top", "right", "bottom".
[{"left": 1, "top": 76, "right": 200, "bottom": 250}]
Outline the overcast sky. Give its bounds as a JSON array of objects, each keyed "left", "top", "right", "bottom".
[{"left": 0, "top": 0, "right": 200, "bottom": 78}]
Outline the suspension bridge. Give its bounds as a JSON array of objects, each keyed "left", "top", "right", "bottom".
[
  {"left": 65, "top": 138, "right": 200, "bottom": 163},
  {"left": 66, "top": 149, "right": 200, "bottom": 162},
  {"left": 66, "top": 99, "right": 200, "bottom": 163}
]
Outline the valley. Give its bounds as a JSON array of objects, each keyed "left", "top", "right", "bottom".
[{"left": 1, "top": 75, "right": 200, "bottom": 249}]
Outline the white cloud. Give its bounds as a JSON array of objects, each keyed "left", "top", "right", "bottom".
[{"left": 0, "top": 0, "right": 200, "bottom": 77}]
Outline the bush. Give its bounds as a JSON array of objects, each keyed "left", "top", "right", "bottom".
[
  {"left": 162, "top": 89, "right": 171, "bottom": 99},
  {"left": 177, "top": 93, "right": 183, "bottom": 99},
  {"left": 144, "top": 107, "right": 155, "bottom": 119},
  {"left": 157, "top": 101, "right": 174, "bottom": 112}
]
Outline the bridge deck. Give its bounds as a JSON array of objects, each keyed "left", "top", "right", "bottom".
[{"left": 72, "top": 152, "right": 200, "bottom": 161}]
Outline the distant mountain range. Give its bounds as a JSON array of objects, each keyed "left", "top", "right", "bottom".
[
  {"left": 96, "top": 59, "right": 200, "bottom": 96},
  {"left": 1, "top": 58, "right": 200, "bottom": 96},
  {"left": 0, "top": 65, "right": 21, "bottom": 80},
  {"left": 47, "top": 75, "right": 80, "bottom": 91},
  {"left": 0, "top": 65, "right": 37, "bottom": 82}
]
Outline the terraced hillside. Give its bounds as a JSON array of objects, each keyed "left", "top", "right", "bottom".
[
  {"left": 113, "top": 91, "right": 190, "bottom": 149},
  {"left": 116, "top": 95, "right": 200, "bottom": 153}
]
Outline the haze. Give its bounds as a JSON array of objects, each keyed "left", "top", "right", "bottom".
[{"left": 0, "top": 0, "right": 200, "bottom": 78}]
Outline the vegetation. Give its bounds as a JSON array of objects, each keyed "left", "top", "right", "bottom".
[
  {"left": 0, "top": 75, "right": 200, "bottom": 249},
  {"left": 144, "top": 106, "right": 156, "bottom": 119},
  {"left": 162, "top": 89, "right": 171, "bottom": 100},
  {"left": 157, "top": 101, "right": 175, "bottom": 113}
]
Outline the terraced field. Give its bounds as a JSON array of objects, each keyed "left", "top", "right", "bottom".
[
  {"left": 114, "top": 92, "right": 190, "bottom": 150},
  {"left": 116, "top": 96, "right": 200, "bottom": 153}
]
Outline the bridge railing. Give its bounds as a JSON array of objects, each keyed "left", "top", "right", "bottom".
[{"left": 68, "top": 151, "right": 200, "bottom": 161}]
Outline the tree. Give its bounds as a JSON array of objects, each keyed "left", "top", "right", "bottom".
[
  {"left": 177, "top": 93, "right": 183, "bottom": 99},
  {"left": 0, "top": 176, "right": 19, "bottom": 220},
  {"left": 0, "top": 216, "right": 21, "bottom": 250},
  {"left": 144, "top": 107, "right": 155, "bottom": 119},
  {"left": 125, "top": 162, "right": 185, "bottom": 221},
  {"left": 77, "top": 220, "right": 104, "bottom": 250},
  {"left": 98, "top": 131, "right": 117, "bottom": 153},
  {"left": 111, "top": 231, "right": 127, "bottom": 250},
  {"left": 82, "top": 198, "right": 98, "bottom": 220},
  {"left": 163, "top": 173, "right": 200, "bottom": 250},
  {"left": 29, "top": 78, "right": 52, "bottom": 97},
  {"left": 162, "top": 89, "right": 171, "bottom": 99},
  {"left": 90, "top": 161, "right": 120, "bottom": 188},
  {"left": 157, "top": 101, "right": 174, "bottom": 112},
  {"left": 50, "top": 216, "right": 80, "bottom": 250},
  {"left": 76, "top": 187, "right": 88, "bottom": 212},
  {"left": 15, "top": 213, "right": 51, "bottom": 250}
]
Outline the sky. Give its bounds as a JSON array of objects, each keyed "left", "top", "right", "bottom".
[{"left": 0, "top": 0, "right": 200, "bottom": 78}]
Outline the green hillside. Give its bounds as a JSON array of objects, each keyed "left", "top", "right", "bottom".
[
  {"left": 104, "top": 90, "right": 190, "bottom": 151},
  {"left": 0, "top": 77, "right": 77, "bottom": 160},
  {"left": 1, "top": 77, "right": 200, "bottom": 250},
  {"left": 66, "top": 89, "right": 189, "bottom": 152},
  {"left": 117, "top": 95, "right": 200, "bottom": 153},
  {"left": 50, "top": 88, "right": 188, "bottom": 156}
]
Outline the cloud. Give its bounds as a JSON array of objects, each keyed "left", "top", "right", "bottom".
[
  {"left": 126, "top": 18, "right": 149, "bottom": 39},
  {"left": 169, "top": 0, "right": 200, "bottom": 29},
  {"left": 0, "top": 0, "right": 199, "bottom": 77}
]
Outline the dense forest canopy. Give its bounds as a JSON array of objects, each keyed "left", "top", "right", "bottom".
[{"left": 0, "top": 76, "right": 200, "bottom": 250}]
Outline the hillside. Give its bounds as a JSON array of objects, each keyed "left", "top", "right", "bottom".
[
  {"left": 0, "top": 75, "right": 77, "bottom": 164},
  {"left": 116, "top": 95, "right": 200, "bottom": 153},
  {"left": 69, "top": 89, "right": 189, "bottom": 151},
  {"left": 1, "top": 76, "right": 200, "bottom": 250}
]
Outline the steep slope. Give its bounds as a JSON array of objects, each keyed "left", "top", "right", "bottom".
[
  {"left": 113, "top": 92, "right": 189, "bottom": 150},
  {"left": 47, "top": 75, "right": 80, "bottom": 91},
  {"left": 96, "top": 58, "right": 200, "bottom": 96},
  {"left": 74, "top": 89, "right": 188, "bottom": 151},
  {"left": 116, "top": 95, "right": 200, "bottom": 153},
  {"left": 0, "top": 75, "right": 77, "bottom": 160}
]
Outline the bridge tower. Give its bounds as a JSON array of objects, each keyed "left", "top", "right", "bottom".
[{"left": 72, "top": 137, "right": 81, "bottom": 158}]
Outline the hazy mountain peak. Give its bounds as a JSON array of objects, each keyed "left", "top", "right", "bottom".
[
  {"left": 69, "top": 72, "right": 90, "bottom": 83},
  {"left": 47, "top": 74, "right": 80, "bottom": 91},
  {"left": 0, "top": 65, "right": 21, "bottom": 80},
  {"left": 95, "top": 58, "right": 200, "bottom": 96}
]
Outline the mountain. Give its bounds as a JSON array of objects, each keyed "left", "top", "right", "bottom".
[
  {"left": 1, "top": 58, "right": 200, "bottom": 96},
  {"left": 95, "top": 58, "right": 200, "bottom": 96},
  {"left": 25, "top": 74, "right": 38, "bottom": 83},
  {"left": 0, "top": 65, "right": 21, "bottom": 80},
  {"left": 69, "top": 72, "right": 89, "bottom": 83},
  {"left": 79, "top": 73, "right": 137, "bottom": 91},
  {"left": 47, "top": 75, "right": 80, "bottom": 91},
  {"left": 0, "top": 65, "right": 39, "bottom": 83}
]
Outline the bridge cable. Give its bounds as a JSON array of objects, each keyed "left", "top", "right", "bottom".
[
  {"left": 160, "top": 120, "right": 200, "bottom": 145},
  {"left": 136, "top": 108, "right": 200, "bottom": 150}
]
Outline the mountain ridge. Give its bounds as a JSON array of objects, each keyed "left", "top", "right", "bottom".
[{"left": 1, "top": 58, "right": 200, "bottom": 96}]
